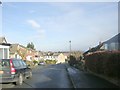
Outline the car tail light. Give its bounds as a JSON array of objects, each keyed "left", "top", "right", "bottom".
[{"left": 10, "top": 59, "right": 16, "bottom": 74}]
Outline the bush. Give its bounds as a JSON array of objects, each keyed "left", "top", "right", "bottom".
[
  {"left": 68, "top": 55, "right": 77, "bottom": 66},
  {"left": 39, "top": 60, "right": 45, "bottom": 63},
  {"left": 33, "top": 60, "right": 39, "bottom": 65},
  {"left": 85, "top": 51, "right": 120, "bottom": 79},
  {"left": 45, "top": 60, "right": 57, "bottom": 64}
]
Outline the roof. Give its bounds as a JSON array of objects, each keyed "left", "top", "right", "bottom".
[
  {"left": 10, "top": 44, "right": 19, "bottom": 54},
  {"left": 83, "top": 33, "right": 120, "bottom": 55},
  {"left": 0, "top": 43, "right": 11, "bottom": 46},
  {"left": 0, "top": 37, "right": 7, "bottom": 43},
  {"left": 0, "top": 37, "right": 11, "bottom": 46},
  {"left": 104, "top": 33, "right": 120, "bottom": 44},
  {"left": 53, "top": 53, "right": 60, "bottom": 56},
  {"left": 83, "top": 43, "right": 104, "bottom": 55}
]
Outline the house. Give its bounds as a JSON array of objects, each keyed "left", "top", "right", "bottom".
[
  {"left": 83, "top": 33, "right": 120, "bottom": 56},
  {"left": 62, "top": 52, "right": 69, "bottom": 60},
  {"left": 43, "top": 52, "right": 56, "bottom": 60},
  {"left": 27, "top": 49, "right": 43, "bottom": 61},
  {"left": 10, "top": 44, "right": 43, "bottom": 62},
  {"left": 102, "top": 33, "right": 120, "bottom": 51},
  {"left": 10, "top": 44, "right": 31, "bottom": 60},
  {"left": 34, "top": 51, "right": 44, "bottom": 61},
  {"left": 56, "top": 53, "right": 66, "bottom": 63},
  {"left": 10, "top": 44, "right": 22, "bottom": 59},
  {"left": 43, "top": 52, "right": 66, "bottom": 63},
  {"left": 83, "top": 42, "right": 104, "bottom": 56},
  {"left": 25, "top": 48, "right": 34, "bottom": 61},
  {"left": 0, "top": 37, "right": 11, "bottom": 59}
]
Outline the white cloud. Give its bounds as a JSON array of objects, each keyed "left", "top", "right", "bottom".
[
  {"left": 27, "top": 19, "right": 40, "bottom": 28},
  {"left": 27, "top": 19, "right": 45, "bottom": 39}
]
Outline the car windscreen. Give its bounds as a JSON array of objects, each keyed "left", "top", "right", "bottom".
[{"left": 0, "top": 59, "right": 10, "bottom": 70}]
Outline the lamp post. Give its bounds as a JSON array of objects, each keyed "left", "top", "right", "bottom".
[
  {"left": 0, "top": 1, "right": 2, "bottom": 6},
  {"left": 69, "top": 40, "right": 71, "bottom": 56}
]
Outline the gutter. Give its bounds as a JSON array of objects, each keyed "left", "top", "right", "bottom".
[{"left": 65, "top": 64, "right": 76, "bottom": 89}]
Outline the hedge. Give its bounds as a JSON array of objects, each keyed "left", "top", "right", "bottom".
[
  {"left": 85, "top": 51, "right": 120, "bottom": 79},
  {"left": 45, "top": 60, "right": 57, "bottom": 64}
]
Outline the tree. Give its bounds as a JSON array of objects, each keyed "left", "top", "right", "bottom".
[
  {"left": 68, "top": 55, "right": 77, "bottom": 66},
  {"left": 27, "top": 42, "right": 35, "bottom": 50}
]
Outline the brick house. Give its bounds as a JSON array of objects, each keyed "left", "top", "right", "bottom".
[
  {"left": 10, "top": 44, "right": 27, "bottom": 60},
  {"left": 10, "top": 44, "right": 42, "bottom": 61}
]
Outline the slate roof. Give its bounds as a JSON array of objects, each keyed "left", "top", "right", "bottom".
[
  {"left": 104, "top": 33, "right": 120, "bottom": 44},
  {"left": 83, "top": 43, "right": 104, "bottom": 55},
  {"left": 83, "top": 33, "right": 120, "bottom": 55},
  {"left": 0, "top": 37, "right": 7, "bottom": 43},
  {"left": 0, "top": 37, "right": 11, "bottom": 46}
]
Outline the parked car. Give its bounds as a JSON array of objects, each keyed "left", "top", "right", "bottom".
[
  {"left": 0, "top": 59, "right": 32, "bottom": 85},
  {"left": 38, "top": 62, "right": 45, "bottom": 65}
]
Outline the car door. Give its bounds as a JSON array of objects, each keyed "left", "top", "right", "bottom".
[
  {"left": 21, "top": 60, "right": 30, "bottom": 77},
  {"left": 12, "top": 59, "right": 21, "bottom": 75},
  {"left": 0, "top": 59, "right": 11, "bottom": 80}
]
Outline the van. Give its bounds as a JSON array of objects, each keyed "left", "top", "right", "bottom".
[{"left": 0, "top": 59, "right": 32, "bottom": 85}]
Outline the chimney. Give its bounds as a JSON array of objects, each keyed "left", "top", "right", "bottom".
[
  {"left": 99, "top": 41, "right": 102, "bottom": 45},
  {"left": 89, "top": 47, "right": 91, "bottom": 50}
]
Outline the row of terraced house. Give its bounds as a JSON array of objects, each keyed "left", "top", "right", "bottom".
[
  {"left": 0, "top": 37, "right": 69, "bottom": 63},
  {"left": 0, "top": 37, "right": 43, "bottom": 61}
]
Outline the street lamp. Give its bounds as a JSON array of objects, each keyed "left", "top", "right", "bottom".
[
  {"left": 0, "top": 1, "right": 2, "bottom": 6},
  {"left": 69, "top": 40, "right": 71, "bottom": 56}
]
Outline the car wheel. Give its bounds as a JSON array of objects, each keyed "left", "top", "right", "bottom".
[{"left": 16, "top": 73, "right": 23, "bottom": 85}]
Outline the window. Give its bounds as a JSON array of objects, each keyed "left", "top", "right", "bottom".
[
  {"left": 104, "top": 44, "right": 108, "bottom": 50},
  {"left": 21, "top": 60, "right": 27, "bottom": 67},
  {"left": 18, "top": 60, "right": 24, "bottom": 66},
  {"left": 0, "top": 48, "right": 3, "bottom": 59},
  {"left": 0, "top": 60, "right": 10, "bottom": 70},
  {"left": 4, "top": 48, "right": 8, "bottom": 59},
  {"left": 110, "top": 43, "right": 116, "bottom": 50},
  {"left": 13, "top": 60, "right": 20, "bottom": 68}
]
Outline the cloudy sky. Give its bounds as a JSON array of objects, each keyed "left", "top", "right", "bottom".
[{"left": 1, "top": 1, "right": 118, "bottom": 52}]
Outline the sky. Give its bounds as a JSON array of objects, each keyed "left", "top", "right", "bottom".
[{"left": 1, "top": 1, "right": 118, "bottom": 52}]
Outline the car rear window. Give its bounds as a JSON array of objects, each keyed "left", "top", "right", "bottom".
[
  {"left": 12, "top": 59, "right": 27, "bottom": 68},
  {"left": 12, "top": 60, "right": 21, "bottom": 68},
  {"left": 0, "top": 59, "right": 10, "bottom": 70}
]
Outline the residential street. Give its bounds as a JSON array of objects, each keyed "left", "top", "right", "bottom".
[
  {"left": 1, "top": 64, "right": 73, "bottom": 88},
  {"left": 1, "top": 63, "right": 119, "bottom": 88},
  {"left": 0, "top": 2, "right": 119, "bottom": 89}
]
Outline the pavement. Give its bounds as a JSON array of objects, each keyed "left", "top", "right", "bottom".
[{"left": 65, "top": 64, "right": 119, "bottom": 88}]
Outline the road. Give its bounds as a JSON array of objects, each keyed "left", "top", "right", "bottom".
[
  {"left": 1, "top": 63, "right": 119, "bottom": 88},
  {"left": 1, "top": 64, "right": 73, "bottom": 88}
]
